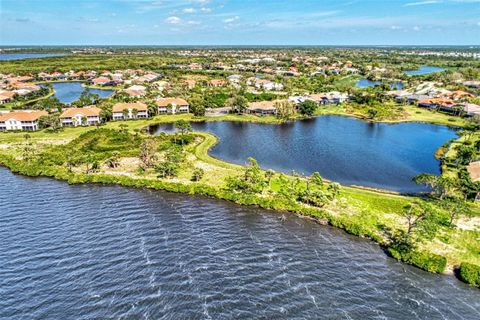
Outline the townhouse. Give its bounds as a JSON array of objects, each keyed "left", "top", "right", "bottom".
[
  {"left": 112, "top": 102, "right": 149, "bottom": 120},
  {"left": 0, "top": 110, "right": 48, "bottom": 131},
  {"left": 156, "top": 98, "right": 189, "bottom": 114},
  {"left": 59, "top": 106, "right": 102, "bottom": 126}
]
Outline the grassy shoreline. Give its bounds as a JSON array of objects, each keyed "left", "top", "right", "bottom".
[{"left": 0, "top": 111, "right": 478, "bottom": 284}]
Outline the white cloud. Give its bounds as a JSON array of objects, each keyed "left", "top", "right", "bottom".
[
  {"left": 223, "top": 16, "right": 239, "bottom": 23},
  {"left": 404, "top": 1, "right": 441, "bottom": 6},
  {"left": 390, "top": 25, "right": 402, "bottom": 30},
  {"left": 200, "top": 7, "right": 212, "bottom": 13},
  {"left": 413, "top": 25, "right": 421, "bottom": 31},
  {"left": 165, "top": 16, "right": 181, "bottom": 24},
  {"left": 183, "top": 8, "right": 196, "bottom": 13}
]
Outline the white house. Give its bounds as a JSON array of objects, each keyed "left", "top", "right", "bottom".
[
  {"left": 0, "top": 110, "right": 48, "bottom": 131},
  {"left": 112, "top": 102, "right": 149, "bottom": 120},
  {"left": 59, "top": 106, "right": 102, "bottom": 126},
  {"left": 156, "top": 98, "right": 189, "bottom": 114}
]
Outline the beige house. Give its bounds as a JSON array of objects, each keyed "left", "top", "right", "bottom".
[
  {"left": 156, "top": 98, "right": 189, "bottom": 114},
  {"left": 112, "top": 102, "right": 148, "bottom": 120},
  {"left": 0, "top": 110, "right": 48, "bottom": 131},
  {"left": 60, "top": 106, "right": 102, "bottom": 126}
]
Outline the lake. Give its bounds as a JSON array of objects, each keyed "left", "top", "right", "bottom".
[
  {"left": 0, "top": 53, "right": 65, "bottom": 60},
  {"left": 49, "top": 82, "right": 114, "bottom": 104},
  {"left": 356, "top": 78, "right": 404, "bottom": 90},
  {"left": 150, "top": 116, "right": 457, "bottom": 192},
  {"left": 405, "top": 66, "right": 445, "bottom": 75},
  {"left": 0, "top": 168, "right": 478, "bottom": 319}
]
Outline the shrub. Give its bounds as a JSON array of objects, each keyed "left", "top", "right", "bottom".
[
  {"left": 388, "top": 246, "right": 446, "bottom": 273},
  {"left": 458, "top": 263, "right": 480, "bottom": 287}
]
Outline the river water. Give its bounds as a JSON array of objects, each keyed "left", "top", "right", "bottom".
[
  {"left": 0, "top": 168, "right": 478, "bottom": 319},
  {"left": 150, "top": 116, "right": 457, "bottom": 193}
]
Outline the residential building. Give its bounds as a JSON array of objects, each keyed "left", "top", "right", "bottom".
[
  {"left": 0, "top": 110, "right": 48, "bottom": 131},
  {"left": 307, "top": 92, "right": 349, "bottom": 105},
  {"left": 112, "top": 102, "right": 149, "bottom": 120},
  {"left": 91, "top": 76, "right": 113, "bottom": 86},
  {"left": 208, "top": 79, "right": 227, "bottom": 87},
  {"left": 59, "top": 106, "right": 102, "bottom": 126},
  {"left": 156, "top": 98, "right": 189, "bottom": 114},
  {"left": 0, "top": 91, "right": 16, "bottom": 104},
  {"left": 247, "top": 101, "right": 278, "bottom": 115}
]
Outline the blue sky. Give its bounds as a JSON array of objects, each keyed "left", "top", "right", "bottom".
[{"left": 1, "top": 0, "right": 479, "bottom": 45}]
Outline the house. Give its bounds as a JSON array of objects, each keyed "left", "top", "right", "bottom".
[
  {"left": 208, "top": 79, "right": 227, "bottom": 87},
  {"left": 463, "top": 80, "right": 480, "bottom": 89},
  {"left": 112, "top": 102, "right": 148, "bottom": 120},
  {"left": 444, "top": 90, "right": 474, "bottom": 101},
  {"left": 156, "top": 98, "right": 189, "bottom": 114},
  {"left": 462, "top": 103, "right": 480, "bottom": 117},
  {"left": 247, "top": 77, "right": 284, "bottom": 91},
  {"left": 0, "top": 110, "right": 48, "bottom": 131},
  {"left": 247, "top": 101, "right": 278, "bottom": 115},
  {"left": 227, "top": 74, "right": 242, "bottom": 84},
  {"left": 184, "top": 79, "right": 196, "bottom": 89},
  {"left": 124, "top": 85, "right": 146, "bottom": 97},
  {"left": 59, "top": 106, "right": 102, "bottom": 126},
  {"left": 417, "top": 98, "right": 456, "bottom": 110},
  {"left": 307, "top": 92, "right": 349, "bottom": 105},
  {"left": 91, "top": 76, "right": 113, "bottom": 86},
  {"left": 0, "top": 91, "right": 16, "bottom": 104}
]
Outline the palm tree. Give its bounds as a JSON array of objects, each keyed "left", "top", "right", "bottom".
[
  {"left": 122, "top": 108, "right": 129, "bottom": 120},
  {"left": 132, "top": 108, "right": 138, "bottom": 119}
]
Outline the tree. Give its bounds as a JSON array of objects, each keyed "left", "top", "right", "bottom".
[
  {"left": 72, "top": 89, "right": 101, "bottom": 107},
  {"left": 275, "top": 100, "right": 296, "bottom": 121},
  {"left": 132, "top": 108, "right": 139, "bottom": 119},
  {"left": 226, "top": 157, "right": 267, "bottom": 194},
  {"left": 81, "top": 116, "right": 88, "bottom": 126},
  {"left": 328, "top": 182, "right": 341, "bottom": 199},
  {"left": 311, "top": 172, "right": 323, "bottom": 187},
  {"left": 21, "top": 134, "right": 35, "bottom": 160},
  {"left": 174, "top": 120, "right": 192, "bottom": 135},
  {"left": 188, "top": 94, "right": 206, "bottom": 116},
  {"left": 122, "top": 108, "right": 129, "bottom": 119},
  {"left": 105, "top": 151, "right": 121, "bottom": 168},
  {"left": 439, "top": 197, "right": 471, "bottom": 227},
  {"left": 401, "top": 202, "right": 442, "bottom": 245},
  {"left": 38, "top": 114, "right": 61, "bottom": 131},
  {"left": 139, "top": 139, "right": 157, "bottom": 169},
  {"left": 298, "top": 100, "right": 318, "bottom": 117},
  {"left": 191, "top": 168, "right": 205, "bottom": 181},
  {"left": 225, "top": 95, "right": 248, "bottom": 114},
  {"left": 413, "top": 173, "right": 458, "bottom": 200}
]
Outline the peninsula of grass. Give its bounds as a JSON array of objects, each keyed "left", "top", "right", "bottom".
[{"left": 0, "top": 113, "right": 479, "bottom": 284}]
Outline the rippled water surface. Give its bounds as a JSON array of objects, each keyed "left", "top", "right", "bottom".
[
  {"left": 150, "top": 116, "right": 457, "bottom": 192},
  {"left": 1, "top": 168, "right": 479, "bottom": 319}
]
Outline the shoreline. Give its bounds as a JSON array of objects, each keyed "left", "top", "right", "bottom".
[{"left": 0, "top": 112, "right": 477, "bottom": 287}]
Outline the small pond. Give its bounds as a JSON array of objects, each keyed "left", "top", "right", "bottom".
[{"left": 48, "top": 82, "right": 114, "bottom": 104}]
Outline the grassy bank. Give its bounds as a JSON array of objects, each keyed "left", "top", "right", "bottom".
[{"left": 0, "top": 116, "right": 478, "bottom": 282}]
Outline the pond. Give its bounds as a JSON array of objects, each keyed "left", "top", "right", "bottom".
[
  {"left": 49, "top": 82, "right": 114, "bottom": 104},
  {"left": 1, "top": 168, "right": 478, "bottom": 319},
  {"left": 356, "top": 78, "right": 404, "bottom": 90},
  {"left": 150, "top": 116, "right": 458, "bottom": 192},
  {"left": 0, "top": 53, "right": 65, "bottom": 60},
  {"left": 405, "top": 66, "right": 445, "bottom": 75},
  {"left": 356, "top": 78, "right": 382, "bottom": 88}
]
